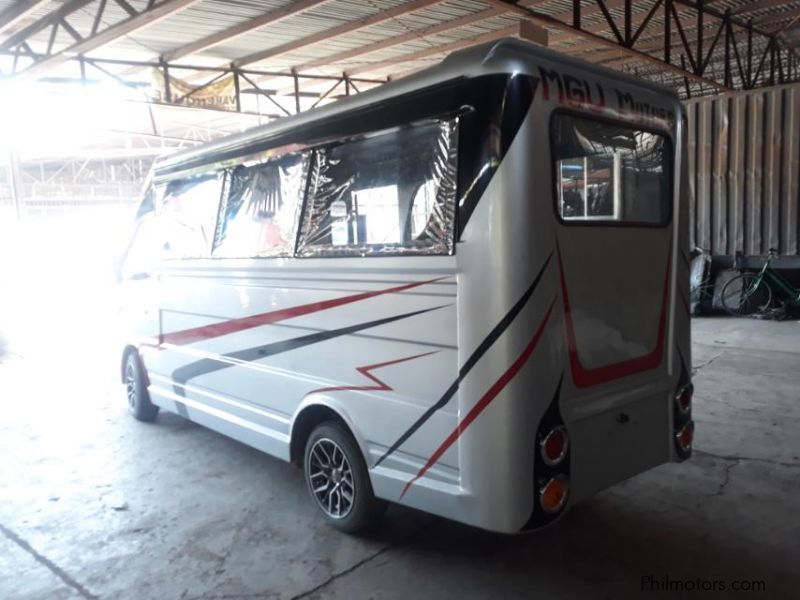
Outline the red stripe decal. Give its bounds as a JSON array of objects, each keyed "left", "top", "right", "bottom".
[
  {"left": 557, "top": 243, "right": 671, "bottom": 388},
  {"left": 306, "top": 351, "right": 438, "bottom": 396},
  {"left": 160, "top": 277, "right": 447, "bottom": 346},
  {"left": 400, "top": 299, "right": 556, "bottom": 498}
]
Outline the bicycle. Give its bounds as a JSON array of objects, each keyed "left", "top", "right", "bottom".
[
  {"left": 690, "top": 281, "right": 716, "bottom": 313},
  {"left": 720, "top": 249, "right": 800, "bottom": 316}
]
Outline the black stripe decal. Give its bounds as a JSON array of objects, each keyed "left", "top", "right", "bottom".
[
  {"left": 374, "top": 252, "right": 553, "bottom": 467},
  {"left": 172, "top": 305, "right": 448, "bottom": 396}
]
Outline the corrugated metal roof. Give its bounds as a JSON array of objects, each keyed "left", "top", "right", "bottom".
[{"left": 3, "top": 0, "right": 800, "bottom": 109}]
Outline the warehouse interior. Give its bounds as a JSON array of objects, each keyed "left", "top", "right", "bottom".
[{"left": 1, "top": 1, "right": 799, "bottom": 598}]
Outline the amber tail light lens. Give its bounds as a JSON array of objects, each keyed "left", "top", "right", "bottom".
[
  {"left": 675, "top": 421, "right": 694, "bottom": 453},
  {"left": 539, "top": 475, "right": 569, "bottom": 514}
]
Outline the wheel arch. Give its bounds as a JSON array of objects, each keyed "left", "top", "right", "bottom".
[{"left": 290, "top": 401, "right": 363, "bottom": 466}]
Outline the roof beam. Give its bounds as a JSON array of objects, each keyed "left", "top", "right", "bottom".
[
  {"left": 304, "top": 0, "right": 709, "bottom": 88},
  {"left": 731, "top": 0, "right": 788, "bottom": 17},
  {"left": 0, "top": 0, "right": 92, "bottom": 52},
  {"left": 378, "top": 23, "right": 539, "bottom": 83},
  {"left": 346, "top": 24, "right": 520, "bottom": 77},
  {"left": 548, "top": 0, "right": 728, "bottom": 51},
  {"left": 290, "top": 5, "right": 507, "bottom": 72},
  {"left": 482, "top": 0, "right": 727, "bottom": 91},
  {"left": 272, "top": 16, "right": 521, "bottom": 96},
  {"left": 554, "top": 0, "right": 774, "bottom": 90},
  {"left": 161, "top": 0, "right": 330, "bottom": 63},
  {"left": 591, "top": 6, "right": 782, "bottom": 78},
  {"left": 295, "top": 0, "right": 624, "bottom": 82},
  {"left": 757, "top": 7, "right": 800, "bottom": 29},
  {"left": 232, "top": 0, "right": 443, "bottom": 69},
  {"left": 12, "top": 0, "right": 201, "bottom": 80},
  {"left": 536, "top": 0, "right": 628, "bottom": 43},
  {"left": 560, "top": 5, "right": 702, "bottom": 63},
  {"left": 0, "top": 0, "right": 52, "bottom": 35}
]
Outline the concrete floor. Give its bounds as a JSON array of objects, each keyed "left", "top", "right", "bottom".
[{"left": 1, "top": 301, "right": 799, "bottom": 598}]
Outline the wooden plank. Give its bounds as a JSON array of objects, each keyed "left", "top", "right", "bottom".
[{"left": 519, "top": 19, "right": 548, "bottom": 46}]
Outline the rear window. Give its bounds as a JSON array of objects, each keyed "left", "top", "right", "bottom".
[{"left": 551, "top": 113, "right": 671, "bottom": 225}]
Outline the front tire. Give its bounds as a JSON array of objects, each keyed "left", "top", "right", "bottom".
[
  {"left": 124, "top": 351, "right": 159, "bottom": 422},
  {"left": 721, "top": 273, "right": 772, "bottom": 316},
  {"left": 304, "top": 421, "right": 386, "bottom": 533}
]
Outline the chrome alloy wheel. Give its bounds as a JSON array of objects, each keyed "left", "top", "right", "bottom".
[
  {"left": 307, "top": 437, "right": 355, "bottom": 519},
  {"left": 125, "top": 362, "right": 137, "bottom": 408}
]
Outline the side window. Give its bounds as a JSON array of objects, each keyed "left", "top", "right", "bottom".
[
  {"left": 552, "top": 113, "right": 670, "bottom": 225},
  {"left": 157, "top": 173, "right": 223, "bottom": 259},
  {"left": 297, "top": 119, "right": 458, "bottom": 257},
  {"left": 213, "top": 153, "right": 309, "bottom": 258}
]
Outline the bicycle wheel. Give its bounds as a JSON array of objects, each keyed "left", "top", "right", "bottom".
[{"left": 720, "top": 273, "right": 772, "bottom": 316}]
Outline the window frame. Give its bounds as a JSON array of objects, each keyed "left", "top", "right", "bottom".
[
  {"left": 155, "top": 170, "right": 228, "bottom": 261},
  {"left": 549, "top": 108, "right": 674, "bottom": 229},
  {"left": 294, "top": 119, "right": 459, "bottom": 259},
  {"left": 211, "top": 152, "right": 310, "bottom": 260}
]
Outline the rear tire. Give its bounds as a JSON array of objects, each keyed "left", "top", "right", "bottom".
[
  {"left": 124, "top": 352, "right": 159, "bottom": 422},
  {"left": 304, "top": 421, "right": 387, "bottom": 534},
  {"left": 721, "top": 273, "right": 772, "bottom": 316}
]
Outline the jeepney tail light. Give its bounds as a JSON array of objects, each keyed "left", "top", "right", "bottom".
[
  {"left": 675, "top": 421, "right": 694, "bottom": 453},
  {"left": 675, "top": 384, "right": 693, "bottom": 413},
  {"left": 540, "top": 426, "right": 569, "bottom": 466},
  {"left": 540, "top": 475, "right": 569, "bottom": 514}
]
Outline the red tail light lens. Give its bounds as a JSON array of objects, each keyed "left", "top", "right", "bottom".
[
  {"left": 675, "top": 384, "right": 693, "bottom": 413},
  {"left": 540, "top": 475, "right": 569, "bottom": 514},
  {"left": 540, "top": 426, "right": 569, "bottom": 466},
  {"left": 675, "top": 421, "right": 694, "bottom": 452}
]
